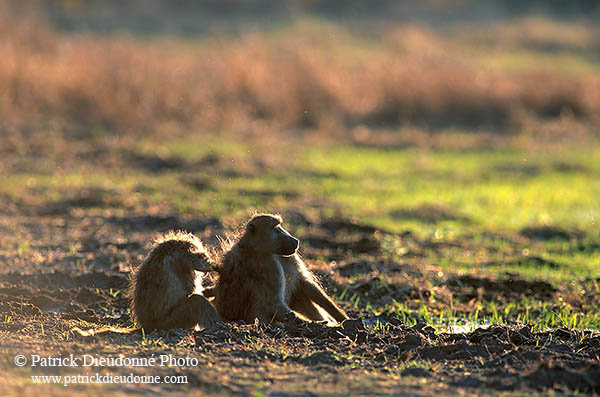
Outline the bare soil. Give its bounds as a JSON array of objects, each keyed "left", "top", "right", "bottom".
[{"left": 1, "top": 211, "right": 599, "bottom": 395}]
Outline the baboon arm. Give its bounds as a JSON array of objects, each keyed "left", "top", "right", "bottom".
[
  {"left": 162, "top": 294, "right": 222, "bottom": 330},
  {"left": 299, "top": 279, "right": 348, "bottom": 323},
  {"left": 290, "top": 289, "right": 325, "bottom": 321}
]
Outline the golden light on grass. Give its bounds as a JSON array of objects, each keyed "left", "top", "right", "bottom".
[{"left": 1, "top": 14, "right": 599, "bottom": 148}]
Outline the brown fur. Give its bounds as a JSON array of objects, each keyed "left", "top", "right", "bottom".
[
  {"left": 130, "top": 230, "right": 222, "bottom": 330},
  {"left": 213, "top": 213, "right": 348, "bottom": 324}
]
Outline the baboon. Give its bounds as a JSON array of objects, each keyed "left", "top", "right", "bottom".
[
  {"left": 212, "top": 213, "right": 348, "bottom": 324},
  {"left": 130, "top": 230, "right": 222, "bottom": 331}
]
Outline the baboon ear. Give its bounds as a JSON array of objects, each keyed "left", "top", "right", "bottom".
[{"left": 247, "top": 223, "right": 256, "bottom": 235}]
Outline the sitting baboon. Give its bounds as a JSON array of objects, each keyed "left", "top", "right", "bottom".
[
  {"left": 130, "top": 231, "right": 222, "bottom": 330},
  {"left": 212, "top": 213, "right": 348, "bottom": 324}
]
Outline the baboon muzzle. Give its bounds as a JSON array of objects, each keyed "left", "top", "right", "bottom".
[{"left": 277, "top": 225, "right": 299, "bottom": 256}]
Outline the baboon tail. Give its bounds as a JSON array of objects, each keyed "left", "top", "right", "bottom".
[{"left": 69, "top": 326, "right": 139, "bottom": 337}]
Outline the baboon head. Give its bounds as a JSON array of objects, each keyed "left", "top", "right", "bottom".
[
  {"left": 244, "top": 214, "right": 299, "bottom": 256},
  {"left": 152, "top": 232, "right": 213, "bottom": 272}
]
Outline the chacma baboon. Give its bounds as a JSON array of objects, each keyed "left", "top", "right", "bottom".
[
  {"left": 130, "top": 230, "right": 222, "bottom": 331},
  {"left": 212, "top": 213, "right": 348, "bottom": 324}
]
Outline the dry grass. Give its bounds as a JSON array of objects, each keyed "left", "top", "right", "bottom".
[{"left": 1, "top": 15, "right": 599, "bottom": 151}]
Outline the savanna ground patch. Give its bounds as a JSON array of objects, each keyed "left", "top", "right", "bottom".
[{"left": 1, "top": 3, "right": 600, "bottom": 395}]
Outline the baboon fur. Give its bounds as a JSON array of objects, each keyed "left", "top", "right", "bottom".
[
  {"left": 212, "top": 213, "right": 348, "bottom": 324},
  {"left": 130, "top": 230, "right": 222, "bottom": 331}
]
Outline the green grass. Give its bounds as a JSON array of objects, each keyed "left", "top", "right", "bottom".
[
  {"left": 386, "top": 297, "right": 600, "bottom": 331},
  {"left": 7, "top": 137, "right": 600, "bottom": 277},
  {"left": 4, "top": 134, "right": 600, "bottom": 329},
  {"left": 301, "top": 146, "right": 600, "bottom": 229}
]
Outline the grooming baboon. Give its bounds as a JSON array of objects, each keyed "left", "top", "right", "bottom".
[
  {"left": 130, "top": 230, "right": 222, "bottom": 331},
  {"left": 212, "top": 213, "right": 348, "bottom": 324}
]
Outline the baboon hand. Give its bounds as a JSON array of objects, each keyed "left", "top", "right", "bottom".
[{"left": 282, "top": 311, "right": 305, "bottom": 326}]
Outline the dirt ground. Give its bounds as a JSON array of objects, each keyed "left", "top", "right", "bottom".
[
  {"left": 2, "top": 5, "right": 600, "bottom": 394},
  {"left": 1, "top": 210, "right": 599, "bottom": 396}
]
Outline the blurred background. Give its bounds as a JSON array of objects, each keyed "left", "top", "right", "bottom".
[
  {"left": 2, "top": 0, "right": 600, "bottom": 151},
  {"left": 2, "top": 0, "right": 600, "bottom": 233}
]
